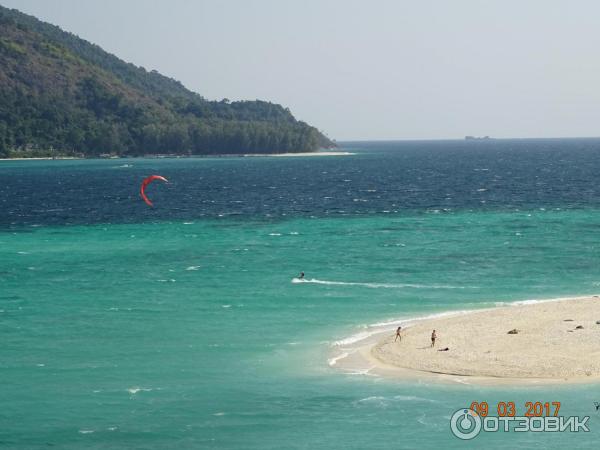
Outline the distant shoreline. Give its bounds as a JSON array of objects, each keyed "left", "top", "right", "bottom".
[
  {"left": 0, "top": 156, "right": 82, "bottom": 161},
  {"left": 0, "top": 151, "right": 353, "bottom": 161},
  {"left": 332, "top": 295, "right": 600, "bottom": 385},
  {"left": 245, "top": 151, "right": 353, "bottom": 157}
]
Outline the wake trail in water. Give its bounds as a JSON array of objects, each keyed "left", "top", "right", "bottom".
[{"left": 291, "top": 278, "right": 468, "bottom": 290}]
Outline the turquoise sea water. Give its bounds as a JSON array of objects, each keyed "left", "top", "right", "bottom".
[{"left": 2, "top": 140, "right": 600, "bottom": 448}]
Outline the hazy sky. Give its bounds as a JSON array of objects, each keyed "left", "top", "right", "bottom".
[{"left": 3, "top": 0, "right": 600, "bottom": 140}]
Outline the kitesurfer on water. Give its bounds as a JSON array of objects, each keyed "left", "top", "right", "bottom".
[{"left": 299, "top": 272, "right": 305, "bottom": 280}]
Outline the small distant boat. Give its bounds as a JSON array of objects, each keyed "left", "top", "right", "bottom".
[{"left": 465, "top": 135, "right": 492, "bottom": 140}]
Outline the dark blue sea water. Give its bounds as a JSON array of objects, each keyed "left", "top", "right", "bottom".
[
  {"left": 3, "top": 138, "right": 600, "bottom": 228},
  {"left": 2, "top": 139, "right": 600, "bottom": 449}
]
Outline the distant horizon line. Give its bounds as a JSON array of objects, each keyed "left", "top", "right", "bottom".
[{"left": 337, "top": 136, "right": 600, "bottom": 143}]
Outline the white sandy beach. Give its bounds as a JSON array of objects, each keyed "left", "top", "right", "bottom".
[{"left": 334, "top": 296, "right": 600, "bottom": 384}]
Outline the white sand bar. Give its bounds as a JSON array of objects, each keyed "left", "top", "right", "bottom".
[{"left": 337, "top": 296, "right": 600, "bottom": 384}]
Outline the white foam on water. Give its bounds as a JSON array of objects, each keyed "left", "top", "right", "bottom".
[
  {"left": 268, "top": 233, "right": 282, "bottom": 236},
  {"left": 368, "top": 310, "right": 472, "bottom": 328},
  {"left": 343, "top": 367, "right": 375, "bottom": 376},
  {"left": 356, "top": 396, "right": 385, "bottom": 403},
  {"left": 416, "top": 414, "right": 429, "bottom": 426},
  {"left": 221, "top": 305, "right": 231, "bottom": 308},
  {"left": 492, "top": 295, "right": 591, "bottom": 308},
  {"left": 510, "top": 299, "right": 538, "bottom": 306},
  {"left": 367, "top": 318, "right": 410, "bottom": 328},
  {"left": 334, "top": 331, "right": 375, "bottom": 347},
  {"left": 291, "top": 278, "right": 467, "bottom": 290},
  {"left": 79, "top": 430, "right": 94, "bottom": 434},
  {"left": 127, "top": 387, "right": 152, "bottom": 395},
  {"left": 393, "top": 395, "right": 439, "bottom": 403},
  {"left": 185, "top": 266, "right": 200, "bottom": 271},
  {"left": 213, "top": 412, "right": 226, "bottom": 416},
  {"left": 328, "top": 351, "right": 349, "bottom": 366},
  {"left": 183, "top": 222, "right": 194, "bottom": 225},
  {"left": 17, "top": 251, "right": 29, "bottom": 255}
]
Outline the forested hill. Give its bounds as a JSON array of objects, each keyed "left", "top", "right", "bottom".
[{"left": 0, "top": 5, "right": 334, "bottom": 158}]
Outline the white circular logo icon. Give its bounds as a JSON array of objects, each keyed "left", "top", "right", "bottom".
[{"left": 450, "top": 408, "right": 482, "bottom": 440}]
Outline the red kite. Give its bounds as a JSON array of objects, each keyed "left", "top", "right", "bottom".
[{"left": 140, "top": 175, "right": 168, "bottom": 207}]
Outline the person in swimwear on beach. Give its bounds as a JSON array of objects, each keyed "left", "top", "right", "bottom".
[
  {"left": 395, "top": 326, "right": 402, "bottom": 342},
  {"left": 431, "top": 329, "right": 437, "bottom": 347}
]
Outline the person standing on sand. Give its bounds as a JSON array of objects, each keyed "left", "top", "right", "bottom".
[
  {"left": 431, "top": 330, "right": 436, "bottom": 347},
  {"left": 395, "top": 326, "right": 402, "bottom": 342}
]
